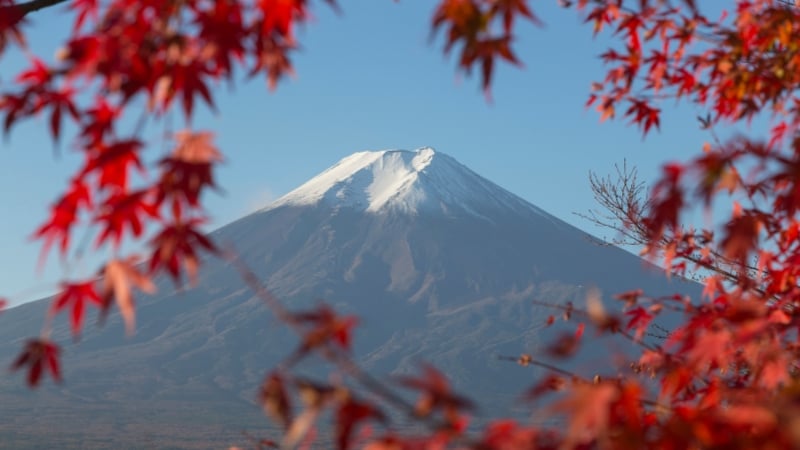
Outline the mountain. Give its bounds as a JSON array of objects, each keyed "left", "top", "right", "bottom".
[{"left": 0, "top": 148, "right": 697, "bottom": 449}]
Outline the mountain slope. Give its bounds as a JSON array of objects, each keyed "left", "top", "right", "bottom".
[{"left": 0, "top": 148, "right": 697, "bottom": 449}]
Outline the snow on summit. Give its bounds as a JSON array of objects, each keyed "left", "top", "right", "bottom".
[{"left": 267, "top": 147, "right": 552, "bottom": 219}]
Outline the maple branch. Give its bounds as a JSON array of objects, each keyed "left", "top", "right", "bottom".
[
  {"left": 496, "top": 354, "right": 577, "bottom": 379},
  {"left": 4, "top": 0, "right": 69, "bottom": 16},
  {"left": 496, "top": 354, "right": 672, "bottom": 413}
]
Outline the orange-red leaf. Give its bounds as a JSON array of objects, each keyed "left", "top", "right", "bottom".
[{"left": 100, "top": 257, "right": 156, "bottom": 334}]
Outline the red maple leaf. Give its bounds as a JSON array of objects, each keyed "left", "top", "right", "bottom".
[
  {"left": 44, "top": 87, "right": 80, "bottom": 141},
  {"left": 158, "top": 57, "right": 216, "bottom": 118},
  {"left": 11, "top": 339, "right": 61, "bottom": 387},
  {"left": 16, "top": 57, "right": 51, "bottom": 85},
  {"left": 192, "top": 0, "right": 246, "bottom": 77},
  {"left": 260, "top": 372, "right": 292, "bottom": 429},
  {"left": 51, "top": 281, "right": 102, "bottom": 335},
  {"left": 293, "top": 305, "right": 359, "bottom": 354},
  {"left": 81, "top": 139, "right": 145, "bottom": 191},
  {"left": 249, "top": 33, "right": 295, "bottom": 90},
  {"left": 489, "top": 0, "right": 539, "bottom": 32},
  {"left": 93, "top": 189, "right": 158, "bottom": 248},
  {"left": 69, "top": 0, "right": 99, "bottom": 31},
  {"left": 397, "top": 364, "right": 473, "bottom": 423},
  {"left": 625, "top": 306, "right": 655, "bottom": 341},
  {"left": 77, "top": 98, "right": 118, "bottom": 145},
  {"left": 154, "top": 131, "right": 222, "bottom": 211},
  {"left": 553, "top": 382, "right": 619, "bottom": 447},
  {"left": 256, "top": 0, "right": 307, "bottom": 38},
  {"left": 476, "top": 420, "right": 540, "bottom": 449},
  {"left": 0, "top": 0, "right": 27, "bottom": 54},
  {"left": 148, "top": 217, "right": 216, "bottom": 283},
  {"left": 32, "top": 178, "right": 92, "bottom": 263},
  {"left": 335, "top": 397, "right": 385, "bottom": 450}
]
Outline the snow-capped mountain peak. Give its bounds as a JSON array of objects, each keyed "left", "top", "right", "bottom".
[{"left": 267, "top": 147, "right": 549, "bottom": 218}]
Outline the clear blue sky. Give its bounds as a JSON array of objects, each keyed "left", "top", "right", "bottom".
[{"left": 0, "top": 2, "right": 718, "bottom": 305}]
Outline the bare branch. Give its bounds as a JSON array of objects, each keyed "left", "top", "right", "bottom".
[
  {"left": 576, "top": 160, "right": 651, "bottom": 248},
  {"left": 578, "top": 162, "right": 770, "bottom": 293}
]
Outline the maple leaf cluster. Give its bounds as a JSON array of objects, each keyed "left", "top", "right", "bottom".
[
  {"left": 6, "top": 0, "right": 800, "bottom": 449},
  {"left": 432, "top": 0, "right": 541, "bottom": 93}
]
